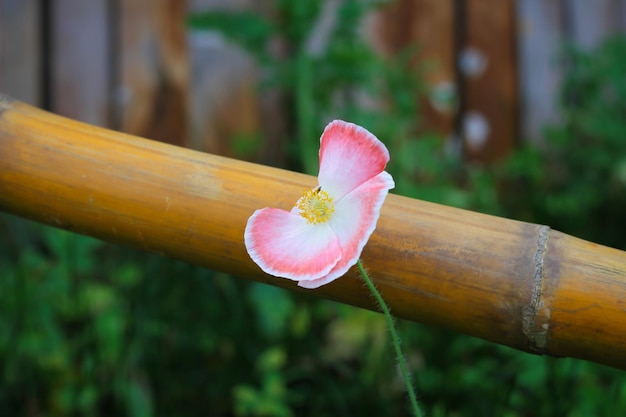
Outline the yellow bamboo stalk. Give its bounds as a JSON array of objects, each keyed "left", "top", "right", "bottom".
[{"left": 1, "top": 95, "right": 625, "bottom": 370}]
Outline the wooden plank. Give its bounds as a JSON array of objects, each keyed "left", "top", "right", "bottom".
[
  {"left": 52, "top": 0, "right": 110, "bottom": 127},
  {"left": 186, "top": 30, "right": 259, "bottom": 155},
  {"left": 517, "top": 0, "right": 626, "bottom": 143},
  {"left": 372, "top": 0, "right": 456, "bottom": 137},
  {"left": 0, "top": 0, "right": 41, "bottom": 105},
  {"left": 186, "top": 0, "right": 261, "bottom": 156},
  {"left": 567, "top": 0, "right": 626, "bottom": 48},
  {"left": 119, "top": 0, "right": 189, "bottom": 146},
  {"left": 462, "top": 0, "right": 518, "bottom": 162},
  {"left": 409, "top": 0, "right": 456, "bottom": 137},
  {"left": 516, "top": 0, "right": 565, "bottom": 143}
]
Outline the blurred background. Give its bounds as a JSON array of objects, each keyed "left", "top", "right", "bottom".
[{"left": 1, "top": 0, "right": 626, "bottom": 415}]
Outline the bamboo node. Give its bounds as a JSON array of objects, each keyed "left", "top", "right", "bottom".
[{"left": 522, "top": 225, "right": 550, "bottom": 352}]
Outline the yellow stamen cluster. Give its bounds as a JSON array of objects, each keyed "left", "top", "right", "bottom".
[{"left": 296, "top": 186, "right": 335, "bottom": 225}]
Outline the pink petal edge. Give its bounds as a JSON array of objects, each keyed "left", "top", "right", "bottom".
[
  {"left": 318, "top": 120, "right": 390, "bottom": 200},
  {"left": 244, "top": 207, "right": 342, "bottom": 282},
  {"left": 297, "top": 170, "right": 394, "bottom": 289}
]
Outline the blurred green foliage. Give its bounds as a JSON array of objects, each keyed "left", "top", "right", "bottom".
[
  {"left": 2, "top": 1, "right": 626, "bottom": 416},
  {"left": 500, "top": 36, "right": 626, "bottom": 250}
]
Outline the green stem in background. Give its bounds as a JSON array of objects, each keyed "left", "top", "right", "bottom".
[
  {"left": 356, "top": 259, "right": 422, "bottom": 417},
  {"left": 295, "top": 52, "right": 318, "bottom": 176}
]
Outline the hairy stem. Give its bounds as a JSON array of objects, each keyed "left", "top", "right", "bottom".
[{"left": 356, "top": 259, "right": 422, "bottom": 417}]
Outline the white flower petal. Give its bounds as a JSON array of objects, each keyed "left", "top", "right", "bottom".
[
  {"left": 244, "top": 207, "right": 342, "bottom": 282},
  {"left": 318, "top": 120, "right": 390, "bottom": 199},
  {"left": 298, "top": 171, "right": 394, "bottom": 288}
]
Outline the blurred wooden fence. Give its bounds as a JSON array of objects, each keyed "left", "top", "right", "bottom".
[{"left": 2, "top": 0, "right": 626, "bottom": 163}]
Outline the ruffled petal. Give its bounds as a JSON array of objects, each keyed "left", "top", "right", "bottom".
[
  {"left": 244, "top": 207, "right": 342, "bottom": 281},
  {"left": 298, "top": 171, "right": 394, "bottom": 289},
  {"left": 318, "top": 120, "right": 390, "bottom": 199}
]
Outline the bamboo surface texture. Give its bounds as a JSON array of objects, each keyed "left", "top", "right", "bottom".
[{"left": 1, "top": 95, "right": 625, "bottom": 370}]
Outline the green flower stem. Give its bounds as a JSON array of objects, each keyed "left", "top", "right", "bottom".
[{"left": 356, "top": 259, "right": 422, "bottom": 417}]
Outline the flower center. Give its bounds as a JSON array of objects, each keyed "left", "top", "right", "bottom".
[{"left": 296, "top": 186, "right": 335, "bottom": 224}]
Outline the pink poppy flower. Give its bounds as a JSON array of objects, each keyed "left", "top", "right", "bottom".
[{"left": 244, "top": 120, "right": 394, "bottom": 289}]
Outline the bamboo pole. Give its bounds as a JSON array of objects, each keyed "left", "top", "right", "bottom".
[{"left": 1, "top": 95, "right": 625, "bottom": 370}]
